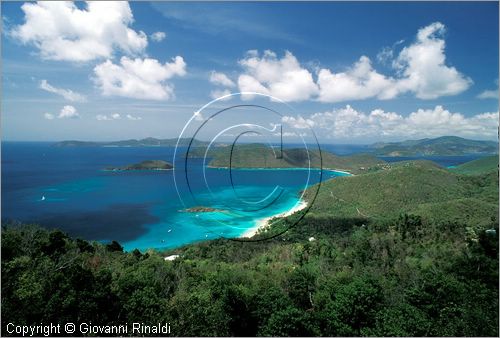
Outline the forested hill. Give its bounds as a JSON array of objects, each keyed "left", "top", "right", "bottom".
[
  {"left": 370, "top": 136, "right": 498, "bottom": 156},
  {"left": 301, "top": 160, "right": 498, "bottom": 228},
  {"left": 104, "top": 160, "right": 173, "bottom": 171},
  {"left": 193, "top": 143, "right": 386, "bottom": 174},
  {"left": 2, "top": 158, "right": 498, "bottom": 336},
  {"left": 450, "top": 154, "right": 499, "bottom": 175}
]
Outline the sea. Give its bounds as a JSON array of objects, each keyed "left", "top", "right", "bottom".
[{"left": 0, "top": 142, "right": 489, "bottom": 251}]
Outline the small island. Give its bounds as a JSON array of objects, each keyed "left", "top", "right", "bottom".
[
  {"left": 182, "top": 206, "right": 225, "bottom": 213},
  {"left": 105, "top": 160, "right": 173, "bottom": 171}
]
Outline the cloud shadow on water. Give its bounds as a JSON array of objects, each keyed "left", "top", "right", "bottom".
[{"left": 7, "top": 203, "right": 160, "bottom": 243}]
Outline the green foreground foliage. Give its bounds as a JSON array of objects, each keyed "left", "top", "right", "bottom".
[{"left": 2, "top": 164, "right": 499, "bottom": 336}]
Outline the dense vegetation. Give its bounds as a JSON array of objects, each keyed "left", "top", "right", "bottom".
[
  {"left": 450, "top": 154, "right": 499, "bottom": 175},
  {"left": 303, "top": 160, "right": 498, "bottom": 229},
  {"left": 370, "top": 136, "right": 498, "bottom": 156},
  {"left": 2, "top": 160, "right": 498, "bottom": 336},
  {"left": 194, "top": 143, "right": 386, "bottom": 174},
  {"left": 105, "top": 160, "right": 173, "bottom": 171}
]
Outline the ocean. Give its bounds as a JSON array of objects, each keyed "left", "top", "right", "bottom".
[{"left": 1, "top": 142, "right": 487, "bottom": 251}]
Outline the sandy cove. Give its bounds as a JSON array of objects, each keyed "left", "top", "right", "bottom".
[{"left": 239, "top": 200, "right": 308, "bottom": 238}]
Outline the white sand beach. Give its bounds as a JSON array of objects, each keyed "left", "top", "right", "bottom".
[
  {"left": 240, "top": 200, "right": 308, "bottom": 238},
  {"left": 323, "top": 168, "right": 353, "bottom": 175}
]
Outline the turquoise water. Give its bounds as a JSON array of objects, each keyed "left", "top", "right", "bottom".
[
  {"left": 2, "top": 142, "right": 346, "bottom": 251},
  {"left": 122, "top": 185, "right": 306, "bottom": 251},
  {"left": 124, "top": 167, "right": 347, "bottom": 251}
]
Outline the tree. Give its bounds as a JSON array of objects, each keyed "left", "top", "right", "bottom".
[{"left": 106, "top": 240, "right": 123, "bottom": 252}]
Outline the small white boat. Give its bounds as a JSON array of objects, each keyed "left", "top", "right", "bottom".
[
  {"left": 167, "top": 229, "right": 172, "bottom": 233},
  {"left": 41, "top": 196, "right": 46, "bottom": 201}
]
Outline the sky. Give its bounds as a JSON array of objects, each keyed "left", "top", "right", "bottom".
[{"left": 1, "top": 1, "right": 499, "bottom": 143}]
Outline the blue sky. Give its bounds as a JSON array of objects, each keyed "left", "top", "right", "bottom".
[{"left": 2, "top": 1, "right": 498, "bottom": 143}]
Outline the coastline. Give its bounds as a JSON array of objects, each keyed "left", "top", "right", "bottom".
[
  {"left": 239, "top": 199, "right": 308, "bottom": 238},
  {"left": 322, "top": 168, "right": 353, "bottom": 175},
  {"left": 207, "top": 165, "right": 352, "bottom": 175},
  {"left": 102, "top": 168, "right": 173, "bottom": 172}
]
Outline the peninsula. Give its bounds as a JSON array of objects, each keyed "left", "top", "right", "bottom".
[{"left": 190, "top": 143, "right": 386, "bottom": 174}]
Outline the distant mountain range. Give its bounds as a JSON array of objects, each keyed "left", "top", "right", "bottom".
[
  {"left": 370, "top": 136, "right": 498, "bottom": 156},
  {"left": 53, "top": 137, "right": 209, "bottom": 148},
  {"left": 54, "top": 136, "right": 498, "bottom": 156}
]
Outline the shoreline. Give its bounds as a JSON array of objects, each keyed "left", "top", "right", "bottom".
[
  {"left": 322, "top": 168, "right": 353, "bottom": 175},
  {"left": 102, "top": 168, "right": 173, "bottom": 172},
  {"left": 239, "top": 199, "right": 308, "bottom": 238},
  {"left": 207, "top": 165, "right": 352, "bottom": 175}
]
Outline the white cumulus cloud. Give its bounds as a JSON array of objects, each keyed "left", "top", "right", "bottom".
[
  {"left": 45, "top": 105, "right": 80, "bottom": 119},
  {"left": 58, "top": 105, "right": 80, "bottom": 119},
  {"left": 281, "top": 115, "right": 315, "bottom": 129},
  {"left": 96, "top": 113, "right": 121, "bottom": 121},
  {"left": 11, "top": 1, "right": 148, "bottom": 62},
  {"left": 317, "top": 56, "right": 397, "bottom": 102},
  {"left": 210, "top": 71, "right": 235, "bottom": 87},
  {"left": 126, "top": 114, "right": 142, "bottom": 120},
  {"left": 96, "top": 113, "right": 141, "bottom": 120},
  {"left": 93, "top": 56, "right": 187, "bottom": 100},
  {"left": 150, "top": 31, "right": 166, "bottom": 42},
  {"left": 39, "top": 80, "right": 86, "bottom": 102},
  {"left": 282, "top": 105, "right": 498, "bottom": 140},
  {"left": 393, "top": 22, "right": 472, "bottom": 99},
  {"left": 237, "top": 50, "right": 319, "bottom": 102},
  {"left": 228, "top": 22, "right": 471, "bottom": 103},
  {"left": 318, "top": 22, "right": 471, "bottom": 102}
]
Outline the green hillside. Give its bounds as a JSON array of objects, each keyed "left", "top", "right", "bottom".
[
  {"left": 450, "top": 155, "right": 499, "bottom": 175},
  {"left": 302, "top": 161, "right": 498, "bottom": 229},
  {"left": 371, "top": 136, "right": 498, "bottom": 156},
  {"left": 195, "top": 143, "right": 386, "bottom": 174}
]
